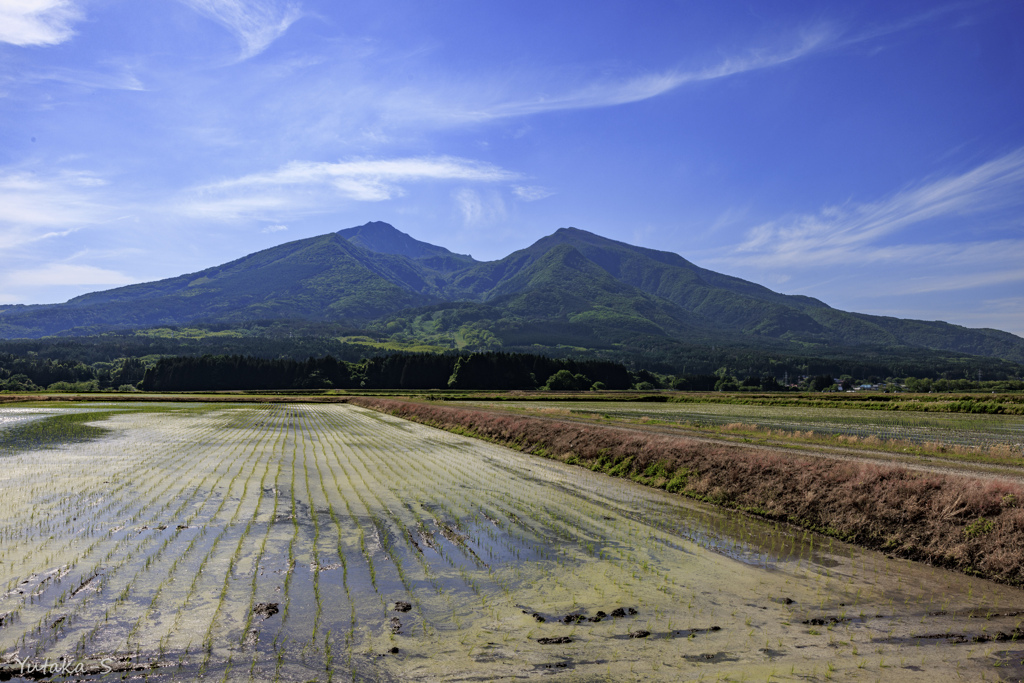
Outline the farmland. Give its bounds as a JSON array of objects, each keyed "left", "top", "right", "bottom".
[
  {"left": 462, "top": 398, "right": 1024, "bottom": 466},
  {"left": 1, "top": 401, "right": 1024, "bottom": 681}
]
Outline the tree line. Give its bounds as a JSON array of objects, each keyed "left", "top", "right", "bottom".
[
  {"left": 0, "top": 354, "right": 146, "bottom": 392},
  {"left": 2, "top": 343, "right": 1020, "bottom": 394},
  {"left": 139, "top": 352, "right": 640, "bottom": 391}
]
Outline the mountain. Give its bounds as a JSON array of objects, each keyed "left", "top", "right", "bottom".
[
  {"left": 2, "top": 221, "right": 1023, "bottom": 366},
  {"left": 337, "top": 220, "right": 474, "bottom": 268}
]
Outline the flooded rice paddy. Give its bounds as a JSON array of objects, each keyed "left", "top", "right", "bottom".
[{"left": 0, "top": 402, "right": 1023, "bottom": 681}]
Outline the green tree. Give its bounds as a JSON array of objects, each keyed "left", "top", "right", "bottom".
[
  {"left": 809, "top": 374, "right": 835, "bottom": 392},
  {"left": 545, "top": 369, "right": 591, "bottom": 391}
]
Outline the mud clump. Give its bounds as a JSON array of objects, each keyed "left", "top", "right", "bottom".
[
  {"left": 253, "top": 603, "right": 279, "bottom": 619},
  {"left": 537, "top": 662, "right": 571, "bottom": 669},
  {"left": 802, "top": 616, "right": 848, "bottom": 626},
  {"left": 609, "top": 607, "right": 638, "bottom": 618},
  {"left": 682, "top": 652, "right": 738, "bottom": 664},
  {"left": 995, "top": 629, "right": 1024, "bottom": 641},
  {"left": 393, "top": 601, "right": 412, "bottom": 612},
  {"left": 537, "top": 636, "right": 573, "bottom": 645},
  {"left": 973, "top": 629, "right": 1023, "bottom": 643},
  {"left": 389, "top": 617, "right": 402, "bottom": 633},
  {"left": 246, "top": 602, "right": 280, "bottom": 647},
  {"left": 914, "top": 633, "right": 968, "bottom": 643},
  {"left": 629, "top": 630, "right": 650, "bottom": 639}
]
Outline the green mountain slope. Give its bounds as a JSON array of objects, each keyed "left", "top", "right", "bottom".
[
  {"left": 0, "top": 231, "right": 442, "bottom": 336},
  {"left": 337, "top": 220, "right": 476, "bottom": 271},
  {"left": 1, "top": 221, "right": 1022, "bottom": 366}
]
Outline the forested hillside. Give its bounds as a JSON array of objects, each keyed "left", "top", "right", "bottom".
[{"left": 2, "top": 222, "right": 1023, "bottom": 369}]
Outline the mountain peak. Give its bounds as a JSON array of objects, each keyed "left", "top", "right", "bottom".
[{"left": 337, "top": 221, "right": 474, "bottom": 262}]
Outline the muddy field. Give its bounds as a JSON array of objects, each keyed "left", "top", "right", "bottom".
[{"left": 1, "top": 402, "right": 1023, "bottom": 681}]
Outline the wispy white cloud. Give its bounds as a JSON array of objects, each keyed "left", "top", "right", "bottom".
[
  {"left": 837, "top": 3, "right": 966, "bottom": 49},
  {"left": 24, "top": 66, "right": 145, "bottom": 91},
  {"left": 225, "top": 6, "right": 966, "bottom": 152},
  {"left": 822, "top": 239, "right": 1024, "bottom": 298},
  {"left": 213, "top": 157, "right": 518, "bottom": 194},
  {"left": 261, "top": 224, "right": 287, "bottom": 233},
  {"left": 719, "top": 147, "right": 1024, "bottom": 269},
  {"left": 180, "top": 156, "right": 520, "bottom": 220},
  {"left": 0, "top": 263, "right": 137, "bottom": 287},
  {"left": 362, "top": 7, "right": 973, "bottom": 130},
  {"left": 698, "top": 147, "right": 1024, "bottom": 328},
  {"left": 0, "top": 169, "right": 110, "bottom": 248},
  {"left": 478, "top": 4, "right": 970, "bottom": 121},
  {"left": 379, "top": 26, "right": 834, "bottom": 126},
  {"left": 513, "top": 185, "right": 554, "bottom": 202},
  {"left": 453, "top": 188, "right": 507, "bottom": 226},
  {"left": 953, "top": 297, "right": 1024, "bottom": 336},
  {"left": 0, "top": 0, "right": 82, "bottom": 47},
  {"left": 177, "top": 0, "right": 302, "bottom": 59}
]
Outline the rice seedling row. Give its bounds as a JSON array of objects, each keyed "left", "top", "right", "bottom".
[
  {"left": 63, "top": 407, "right": 274, "bottom": 664},
  {"left": 0, "top": 408, "right": 236, "bottom": 653}
]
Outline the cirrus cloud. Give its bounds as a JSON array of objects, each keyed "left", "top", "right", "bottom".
[
  {"left": 179, "top": 156, "right": 521, "bottom": 221},
  {"left": 0, "top": 169, "right": 111, "bottom": 249},
  {"left": 513, "top": 185, "right": 554, "bottom": 202},
  {"left": 722, "top": 147, "right": 1024, "bottom": 269},
  {"left": 0, "top": 263, "right": 136, "bottom": 287},
  {"left": 0, "top": 0, "right": 82, "bottom": 47},
  {"left": 176, "top": 0, "right": 302, "bottom": 59}
]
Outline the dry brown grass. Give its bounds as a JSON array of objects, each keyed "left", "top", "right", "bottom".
[{"left": 351, "top": 396, "right": 1024, "bottom": 586}]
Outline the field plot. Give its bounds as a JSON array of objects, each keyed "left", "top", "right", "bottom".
[
  {"left": 1, "top": 402, "right": 1023, "bottom": 681},
  {"left": 479, "top": 400, "right": 1024, "bottom": 453}
]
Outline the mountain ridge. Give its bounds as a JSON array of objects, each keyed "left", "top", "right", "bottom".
[{"left": 1, "top": 221, "right": 1022, "bottom": 366}]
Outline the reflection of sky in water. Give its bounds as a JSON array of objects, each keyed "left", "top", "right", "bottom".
[
  {"left": 0, "top": 406, "right": 124, "bottom": 431},
  {"left": 0, "top": 412, "right": 54, "bottom": 429}
]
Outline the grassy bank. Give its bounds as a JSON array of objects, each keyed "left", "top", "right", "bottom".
[{"left": 349, "top": 396, "right": 1024, "bottom": 586}]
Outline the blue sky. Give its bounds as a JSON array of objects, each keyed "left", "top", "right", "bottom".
[{"left": 2, "top": 0, "right": 1023, "bottom": 336}]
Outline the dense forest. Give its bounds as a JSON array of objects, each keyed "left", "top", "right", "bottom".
[
  {"left": 2, "top": 340, "right": 1021, "bottom": 393},
  {"left": 138, "top": 353, "right": 640, "bottom": 391},
  {"left": 2, "top": 325, "right": 1023, "bottom": 385}
]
